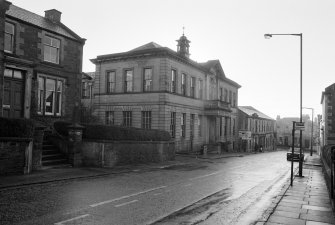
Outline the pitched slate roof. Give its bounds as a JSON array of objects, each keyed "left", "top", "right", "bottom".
[
  {"left": 239, "top": 106, "right": 274, "bottom": 120},
  {"left": 6, "top": 4, "right": 83, "bottom": 41},
  {"left": 129, "top": 42, "right": 163, "bottom": 52}
]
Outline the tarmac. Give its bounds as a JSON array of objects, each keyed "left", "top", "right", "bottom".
[{"left": 0, "top": 150, "right": 334, "bottom": 225}]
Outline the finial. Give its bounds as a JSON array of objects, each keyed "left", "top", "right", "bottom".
[{"left": 182, "top": 26, "right": 185, "bottom": 36}]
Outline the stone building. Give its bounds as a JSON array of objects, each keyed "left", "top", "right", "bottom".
[
  {"left": 0, "top": 1, "right": 85, "bottom": 124},
  {"left": 90, "top": 35, "right": 241, "bottom": 152},
  {"left": 321, "top": 83, "right": 335, "bottom": 147},
  {"left": 275, "top": 115, "right": 312, "bottom": 148},
  {"left": 237, "top": 106, "right": 275, "bottom": 152}
]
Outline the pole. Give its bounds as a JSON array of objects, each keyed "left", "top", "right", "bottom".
[
  {"left": 311, "top": 109, "right": 314, "bottom": 156},
  {"left": 298, "top": 34, "right": 303, "bottom": 177},
  {"left": 291, "top": 121, "right": 295, "bottom": 186}
]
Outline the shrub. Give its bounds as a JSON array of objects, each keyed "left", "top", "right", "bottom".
[
  {"left": 53, "top": 121, "right": 171, "bottom": 141},
  {"left": 0, "top": 117, "right": 35, "bottom": 138}
]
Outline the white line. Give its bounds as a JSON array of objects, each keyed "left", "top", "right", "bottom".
[
  {"left": 183, "top": 183, "right": 192, "bottom": 187},
  {"left": 153, "top": 192, "right": 162, "bottom": 196},
  {"left": 54, "top": 214, "right": 90, "bottom": 225},
  {"left": 115, "top": 200, "right": 138, "bottom": 207},
  {"left": 189, "top": 172, "right": 220, "bottom": 181},
  {"left": 89, "top": 186, "right": 167, "bottom": 207}
]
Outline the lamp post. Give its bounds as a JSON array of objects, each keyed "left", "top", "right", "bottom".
[
  {"left": 303, "top": 107, "right": 314, "bottom": 156},
  {"left": 264, "top": 33, "right": 303, "bottom": 177}
]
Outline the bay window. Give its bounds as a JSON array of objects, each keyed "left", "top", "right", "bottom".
[{"left": 38, "top": 75, "right": 63, "bottom": 116}]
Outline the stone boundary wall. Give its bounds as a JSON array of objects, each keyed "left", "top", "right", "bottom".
[{"left": 0, "top": 137, "right": 32, "bottom": 175}]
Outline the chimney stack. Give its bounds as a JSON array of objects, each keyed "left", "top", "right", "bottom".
[{"left": 45, "top": 9, "right": 61, "bottom": 23}]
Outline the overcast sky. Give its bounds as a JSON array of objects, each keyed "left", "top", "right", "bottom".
[{"left": 9, "top": 0, "right": 335, "bottom": 120}]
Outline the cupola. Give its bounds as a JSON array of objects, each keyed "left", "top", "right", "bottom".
[{"left": 176, "top": 30, "right": 191, "bottom": 58}]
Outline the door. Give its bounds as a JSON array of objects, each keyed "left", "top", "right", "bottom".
[
  {"left": 208, "top": 117, "right": 216, "bottom": 143},
  {"left": 3, "top": 79, "right": 24, "bottom": 118}
]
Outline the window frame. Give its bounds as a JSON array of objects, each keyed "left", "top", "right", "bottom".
[
  {"left": 105, "top": 111, "right": 115, "bottom": 125},
  {"left": 198, "top": 79, "right": 203, "bottom": 99},
  {"left": 170, "top": 112, "right": 176, "bottom": 138},
  {"left": 181, "top": 113, "right": 186, "bottom": 137},
  {"left": 141, "top": 111, "right": 152, "bottom": 129},
  {"left": 124, "top": 69, "right": 134, "bottom": 93},
  {"left": 123, "top": 111, "right": 132, "bottom": 127},
  {"left": 143, "top": 68, "right": 153, "bottom": 92},
  {"left": 171, "top": 69, "right": 177, "bottom": 93},
  {"left": 181, "top": 73, "right": 187, "bottom": 96},
  {"left": 106, "top": 70, "right": 116, "bottom": 93},
  {"left": 190, "top": 77, "right": 195, "bottom": 98},
  {"left": 37, "top": 74, "right": 64, "bottom": 116},
  {"left": 43, "top": 35, "right": 61, "bottom": 64},
  {"left": 4, "top": 21, "right": 15, "bottom": 53}
]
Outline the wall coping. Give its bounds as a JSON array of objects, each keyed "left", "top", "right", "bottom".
[
  {"left": 0, "top": 137, "right": 33, "bottom": 142},
  {"left": 82, "top": 139, "right": 174, "bottom": 144}
]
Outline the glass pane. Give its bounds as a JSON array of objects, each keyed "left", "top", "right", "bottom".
[
  {"left": 49, "top": 47, "right": 58, "bottom": 63},
  {"left": 44, "top": 36, "right": 52, "bottom": 45},
  {"left": 45, "top": 91, "right": 54, "bottom": 113},
  {"left": 126, "top": 70, "right": 133, "bottom": 81},
  {"left": 57, "top": 80, "right": 62, "bottom": 92},
  {"left": 4, "top": 33, "right": 13, "bottom": 52},
  {"left": 44, "top": 46, "right": 51, "bottom": 61},
  {"left": 51, "top": 38, "right": 60, "bottom": 47},
  {"left": 4, "top": 68, "right": 12, "bottom": 77},
  {"left": 144, "top": 69, "right": 152, "bottom": 79},
  {"left": 13, "top": 70, "right": 23, "bottom": 79},
  {"left": 5, "top": 22, "right": 14, "bottom": 34},
  {"left": 46, "top": 78, "right": 55, "bottom": 91},
  {"left": 56, "top": 92, "right": 61, "bottom": 114},
  {"left": 38, "top": 90, "right": 44, "bottom": 113}
]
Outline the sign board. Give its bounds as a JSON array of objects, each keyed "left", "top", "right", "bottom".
[
  {"left": 295, "top": 122, "right": 305, "bottom": 131},
  {"left": 239, "top": 131, "right": 252, "bottom": 140}
]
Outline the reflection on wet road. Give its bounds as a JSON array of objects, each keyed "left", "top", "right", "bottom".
[{"left": 0, "top": 151, "right": 295, "bottom": 225}]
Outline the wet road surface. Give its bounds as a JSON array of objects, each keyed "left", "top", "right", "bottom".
[{"left": 0, "top": 151, "right": 296, "bottom": 225}]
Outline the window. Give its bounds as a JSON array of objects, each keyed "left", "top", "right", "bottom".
[
  {"left": 229, "top": 90, "right": 232, "bottom": 103},
  {"left": 124, "top": 69, "right": 133, "bottom": 92},
  {"left": 38, "top": 75, "right": 63, "bottom": 116},
  {"left": 224, "top": 89, "right": 228, "bottom": 102},
  {"left": 5, "top": 22, "right": 15, "bottom": 53},
  {"left": 190, "top": 77, "right": 195, "bottom": 98},
  {"left": 4, "top": 68, "right": 23, "bottom": 79},
  {"left": 220, "top": 117, "right": 223, "bottom": 136},
  {"left": 106, "top": 71, "right": 116, "bottom": 93},
  {"left": 190, "top": 114, "right": 195, "bottom": 137},
  {"left": 181, "top": 73, "right": 186, "bottom": 96},
  {"left": 171, "top": 69, "right": 177, "bottom": 93},
  {"left": 233, "top": 93, "right": 236, "bottom": 107},
  {"left": 142, "top": 111, "right": 152, "bottom": 129},
  {"left": 143, "top": 68, "right": 153, "bottom": 92},
  {"left": 224, "top": 117, "right": 228, "bottom": 136},
  {"left": 198, "top": 79, "right": 203, "bottom": 99},
  {"left": 82, "top": 82, "right": 90, "bottom": 98},
  {"left": 220, "top": 88, "right": 223, "bottom": 101},
  {"left": 44, "top": 35, "right": 60, "bottom": 64},
  {"left": 181, "top": 113, "right": 186, "bottom": 137},
  {"left": 170, "top": 112, "right": 176, "bottom": 138},
  {"left": 105, "top": 111, "right": 114, "bottom": 125},
  {"left": 233, "top": 119, "right": 236, "bottom": 135},
  {"left": 123, "top": 111, "right": 132, "bottom": 127},
  {"left": 198, "top": 115, "right": 202, "bottom": 137}
]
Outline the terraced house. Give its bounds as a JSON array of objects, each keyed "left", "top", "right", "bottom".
[
  {"left": 0, "top": 1, "right": 85, "bottom": 124},
  {"left": 90, "top": 34, "right": 241, "bottom": 152}
]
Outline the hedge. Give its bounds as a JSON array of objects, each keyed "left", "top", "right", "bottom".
[
  {"left": 0, "top": 117, "right": 35, "bottom": 138},
  {"left": 53, "top": 121, "right": 171, "bottom": 141}
]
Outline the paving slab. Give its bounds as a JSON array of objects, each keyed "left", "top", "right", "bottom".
[{"left": 300, "top": 213, "right": 335, "bottom": 224}]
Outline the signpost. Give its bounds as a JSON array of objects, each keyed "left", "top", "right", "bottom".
[{"left": 291, "top": 121, "right": 305, "bottom": 186}]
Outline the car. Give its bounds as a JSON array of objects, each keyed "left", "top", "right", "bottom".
[{"left": 287, "top": 149, "right": 304, "bottom": 161}]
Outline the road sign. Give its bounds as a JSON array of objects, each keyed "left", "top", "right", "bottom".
[
  {"left": 295, "top": 122, "right": 305, "bottom": 131},
  {"left": 239, "top": 131, "right": 251, "bottom": 140}
]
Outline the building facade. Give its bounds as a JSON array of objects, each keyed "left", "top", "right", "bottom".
[
  {"left": 91, "top": 35, "right": 241, "bottom": 152},
  {"left": 238, "top": 106, "right": 276, "bottom": 152},
  {"left": 321, "top": 83, "right": 335, "bottom": 148},
  {"left": 0, "top": 1, "right": 85, "bottom": 125},
  {"left": 275, "top": 115, "right": 313, "bottom": 148}
]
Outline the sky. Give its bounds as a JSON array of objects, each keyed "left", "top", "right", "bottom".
[{"left": 9, "top": 0, "right": 335, "bottom": 120}]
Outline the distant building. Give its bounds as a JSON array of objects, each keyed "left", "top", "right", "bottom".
[
  {"left": 81, "top": 72, "right": 95, "bottom": 108},
  {"left": 238, "top": 106, "right": 275, "bottom": 152},
  {"left": 90, "top": 35, "right": 241, "bottom": 152},
  {"left": 0, "top": 1, "right": 85, "bottom": 124},
  {"left": 320, "top": 83, "right": 335, "bottom": 147},
  {"left": 275, "top": 115, "right": 313, "bottom": 148}
]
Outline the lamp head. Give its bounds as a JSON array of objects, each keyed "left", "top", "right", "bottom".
[{"left": 264, "top": 34, "right": 272, "bottom": 39}]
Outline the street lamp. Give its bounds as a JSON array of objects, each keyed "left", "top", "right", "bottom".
[
  {"left": 303, "top": 107, "right": 314, "bottom": 156},
  {"left": 264, "top": 33, "right": 303, "bottom": 177}
]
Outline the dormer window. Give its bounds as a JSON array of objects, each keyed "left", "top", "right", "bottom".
[
  {"left": 44, "top": 35, "right": 60, "bottom": 64},
  {"left": 5, "top": 22, "right": 15, "bottom": 53}
]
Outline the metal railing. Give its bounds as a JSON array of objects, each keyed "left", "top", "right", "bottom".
[{"left": 320, "top": 145, "right": 335, "bottom": 206}]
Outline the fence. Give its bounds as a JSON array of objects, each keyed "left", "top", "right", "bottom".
[{"left": 321, "top": 145, "right": 335, "bottom": 208}]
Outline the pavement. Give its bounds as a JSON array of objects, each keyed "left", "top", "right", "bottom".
[
  {"left": 261, "top": 154, "right": 335, "bottom": 225},
  {"left": 0, "top": 151, "right": 245, "bottom": 190}
]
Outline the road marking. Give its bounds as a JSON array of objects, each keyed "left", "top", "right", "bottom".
[
  {"left": 183, "top": 183, "right": 192, "bottom": 187},
  {"left": 115, "top": 200, "right": 138, "bottom": 207},
  {"left": 89, "top": 185, "right": 167, "bottom": 207},
  {"left": 54, "top": 214, "right": 90, "bottom": 225},
  {"left": 153, "top": 192, "right": 162, "bottom": 196},
  {"left": 189, "top": 172, "right": 220, "bottom": 180}
]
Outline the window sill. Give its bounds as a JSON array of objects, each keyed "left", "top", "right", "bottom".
[{"left": 40, "top": 61, "right": 64, "bottom": 69}]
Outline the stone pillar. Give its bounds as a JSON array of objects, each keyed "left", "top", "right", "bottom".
[
  {"left": 32, "top": 125, "right": 45, "bottom": 170},
  {"left": 67, "top": 124, "right": 84, "bottom": 167}
]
